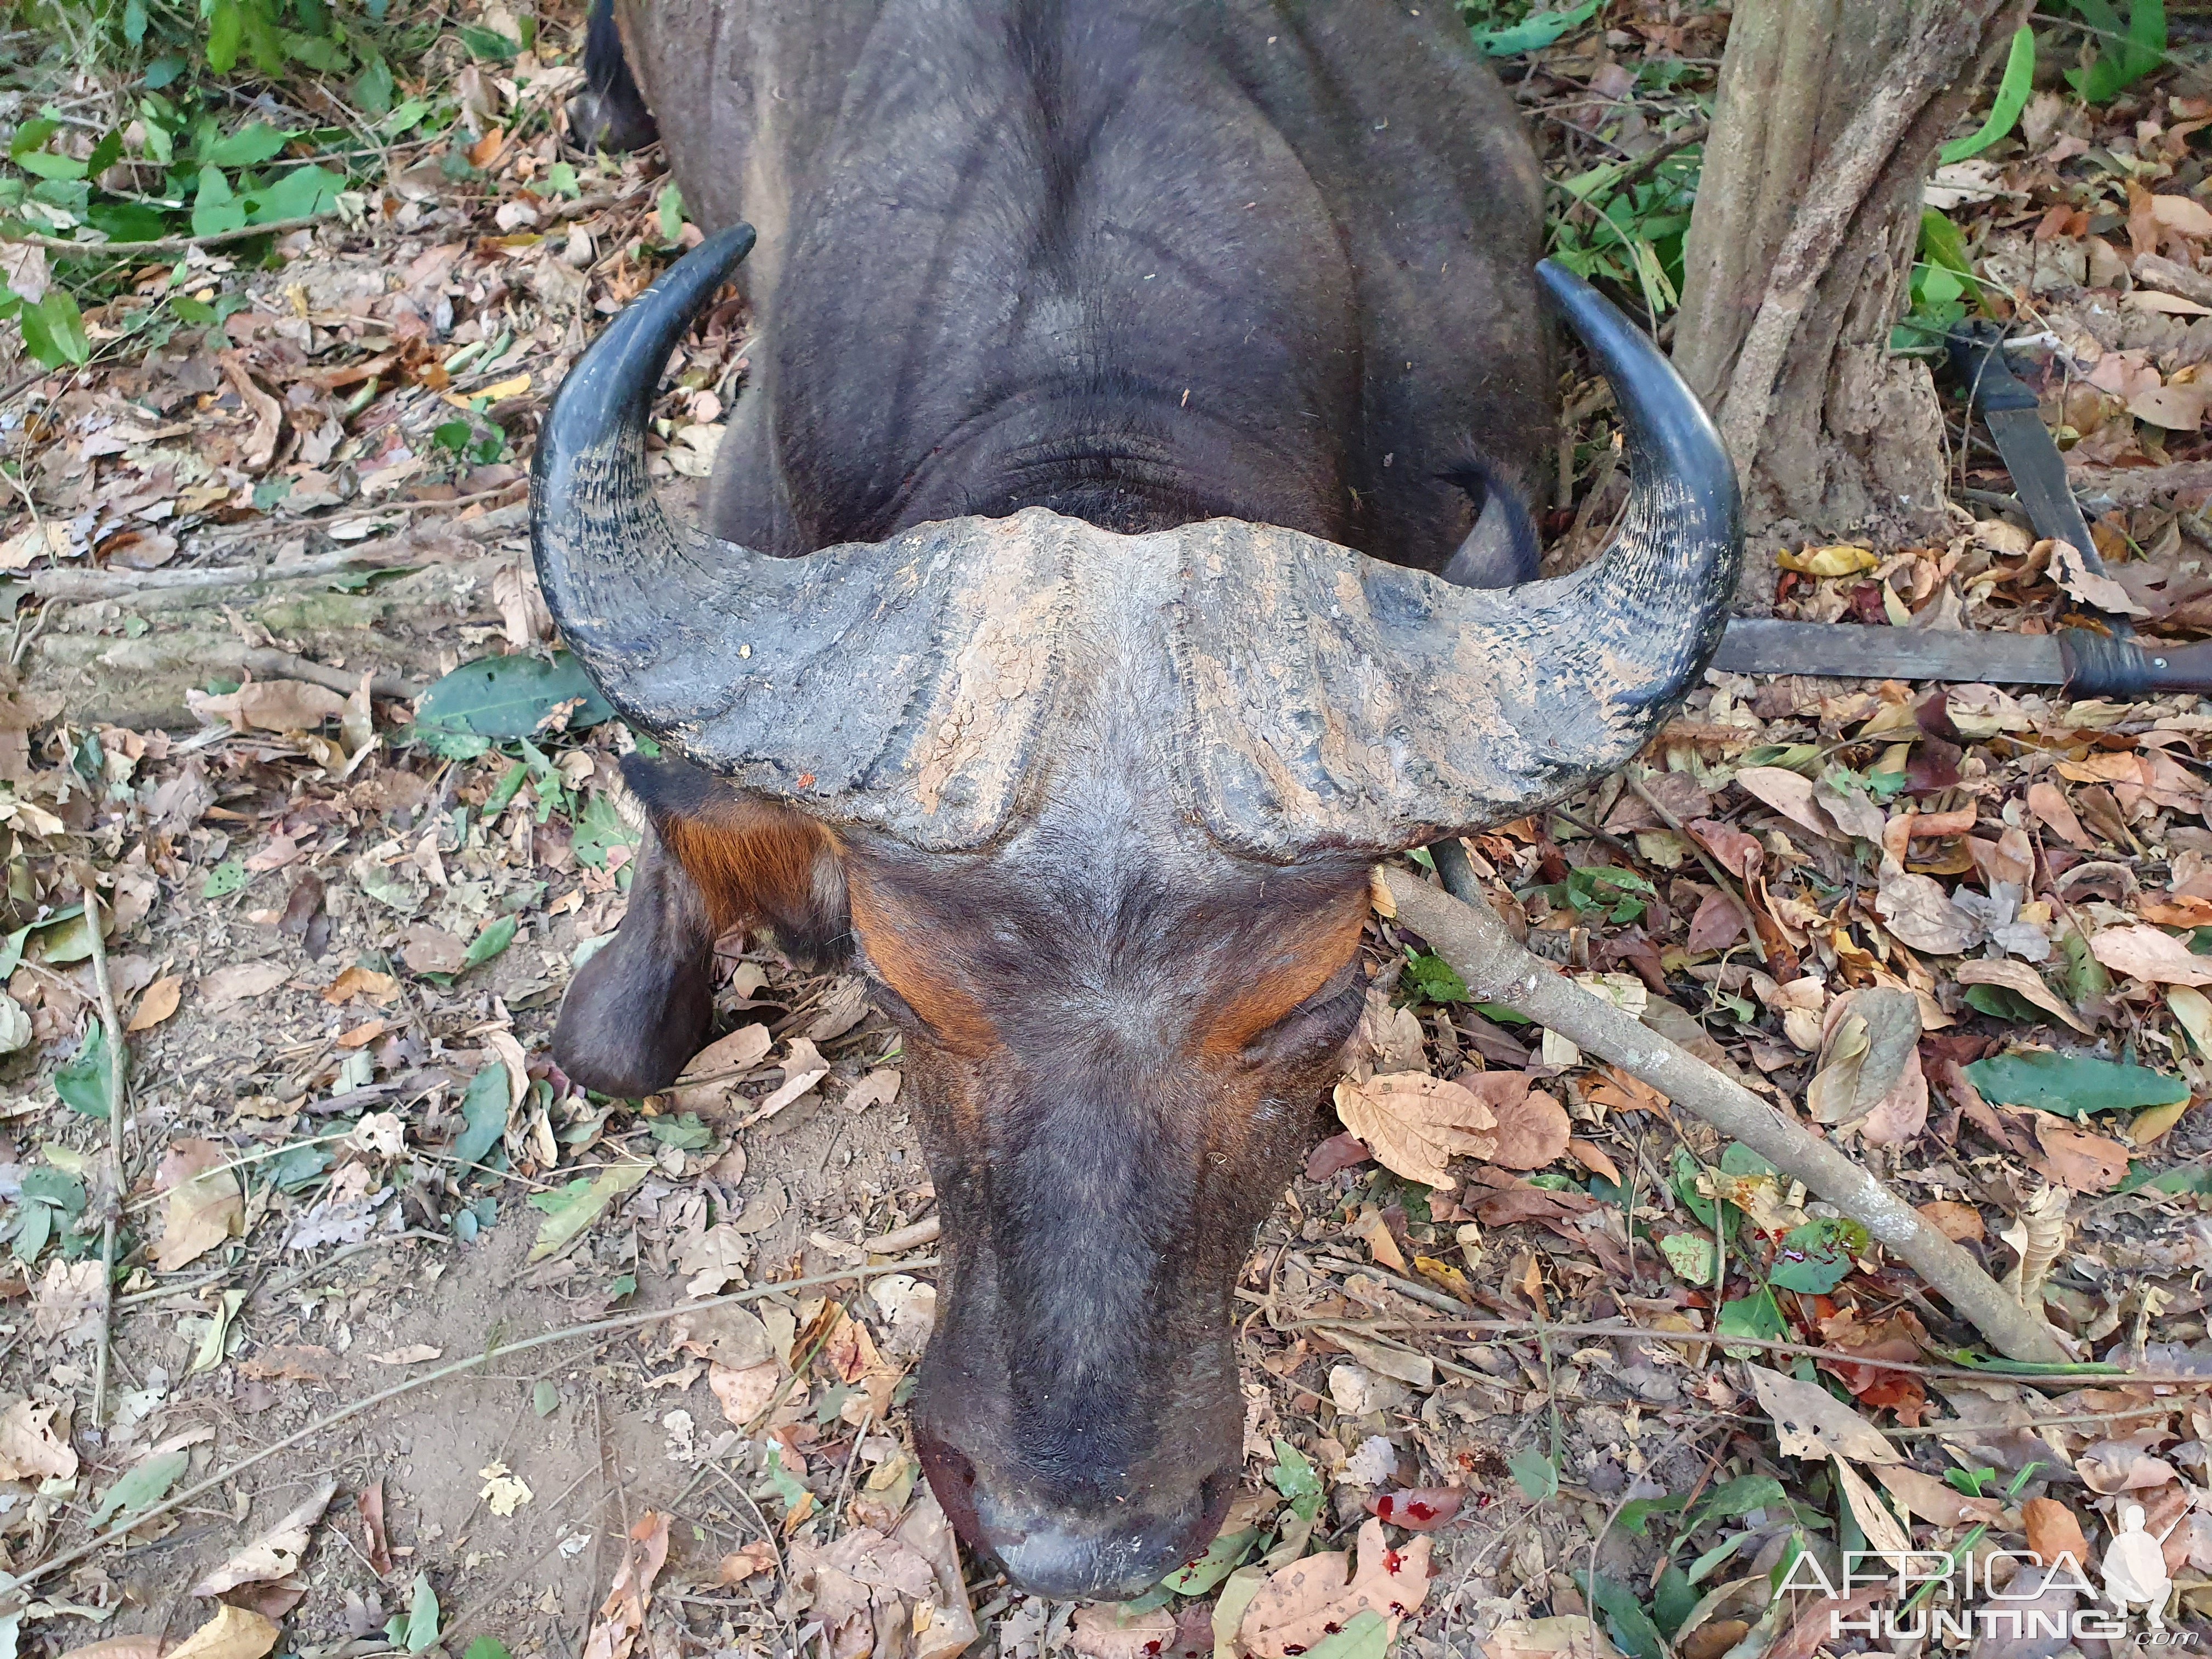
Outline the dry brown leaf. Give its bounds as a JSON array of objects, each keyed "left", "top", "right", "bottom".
[
  {"left": 187, "top": 679, "right": 347, "bottom": 735},
  {"left": 154, "top": 1138, "right": 244, "bottom": 1272},
  {"left": 198, "top": 961, "right": 289, "bottom": 1010},
  {"left": 1874, "top": 865, "right": 1980, "bottom": 955},
  {"left": 2023, "top": 1497, "right": 2092, "bottom": 1569},
  {"left": 674, "top": 1023, "right": 772, "bottom": 1114},
  {"left": 1237, "top": 1517, "right": 1434, "bottom": 1658},
  {"left": 1735, "top": 766, "right": 1846, "bottom": 841},
  {"left": 1917, "top": 1200, "right": 1984, "bottom": 1243},
  {"left": 0, "top": 1396, "right": 77, "bottom": 1480},
  {"left": 191, "top": 1479, "right": 337, "bottom": 1595},
  {"left": 1333, "top": 1072, "right": 1498, "bottom": 1188},
  {"left": 2090, "top": 923, "right": 2212, "bottom": 986},
  {"left": 127, "top": 974, "right": 183, "bottom": 1033},
  {"left": 165, "top": 1604, "right": 280, "bottom": 1659},
  {"left": 1566, "top": 1138, "right": 1621, "bottom": 1186},
  {"left": 718, "top": 1541, "right": 778, "bottom": 1584},
  {"left": 1480, "top": 1618, "right": 1624, "bottom": 1659},
  {"left": 1872, "top": 1463, "right": 2002, "bottom": 1528},
  {"left": 2025, "top": 781, "right": 2095, "bottom": 852},
  {"left": 1070, "top": 1606, "right": 1179, "bottom": 1659},
  {"left": 323, "top": 966, "right": 399, "bottom": 1006},
  {"left": 1953, "top": 959, "right": 2091, "bottom": 1033},
  {"left": 1805, "top": 988, "right": 1922, "bottom": 1140},
  {"left": 1832, "top": 1457, "right": 1911, "bottom": 1557},
  {"left": 1747, "top": 1365, "right": 1898, "bottom": 1464},
  {"left": 2032, "top": 1116, "right": 2131, "bottom": 1193},
  {"left": 787, "top": 1492, "right": 976, "bottom": 1659},
  {"left": 708, "top": 1359, "right": 783, "bottom": 1428},
  {"left": 2153, "top": 193, "right": 2212, "bottom": 236},
  {"left": 359, "top": 1480, "right": 393, "bottom": 1576},
  {"left": 582, "top": 1511, "right": 672, "bottom": 1659},
  {"left": 1463, "top": 1074, "right": 1568, "bottom": 1170}
]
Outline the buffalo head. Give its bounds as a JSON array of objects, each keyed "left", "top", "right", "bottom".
[{"left": 535, "top": 225, "right": 1738, "bottom": 1598}]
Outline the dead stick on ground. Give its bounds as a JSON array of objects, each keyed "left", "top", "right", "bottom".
[
  {"left": 3, "top": 211, "right": 334, "bottom": 257},
  {"left": 1386, "top": 857, "right": 2070, "bottom": 1365},
  {"left": 1, "top": 1257, "right": 941, "bottom": 1595},
  {"left": 79, "top": 879, "right": 127, "bottom": 1429}
]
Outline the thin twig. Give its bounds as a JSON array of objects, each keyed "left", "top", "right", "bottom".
[
  {"left": 80, "top": 881, "right": 127, "bottom": 1429},
  {"left": 1290, "top": 1314, "right": 2132, "bottom": 1384},
  {"left": 5, "top": 211, "right": 335, "bottom": 257},
  {"left": 1, "top": 1257, "right": 941, "bottom": 1596}
]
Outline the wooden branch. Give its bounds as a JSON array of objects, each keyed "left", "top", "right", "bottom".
[
  {"left": 5, "top": 211, "right": 334, "bottom": 258},
  {"left": 1383, "top": 860, "right": 2072, "bottom": 1365},
  {"left": 240, "top": 649, "right": 422, "bottom": 701},
  {"left": 2069, "top": 459, "right": 2212, "bottom": 508}
]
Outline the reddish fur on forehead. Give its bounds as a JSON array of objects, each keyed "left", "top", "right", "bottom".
[
  {"left": 1200, "top": 885, "right": 1368, "bottom": 1056},
  {"left": 845, "top": 873, "right": 999, "bottom": 1057},
  {"left": 658, "top": 799, "right": 832, "bottom": 935}
]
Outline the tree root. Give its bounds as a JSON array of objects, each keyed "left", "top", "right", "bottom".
[{"left": 1386, "top": 854, "right": 2069, "bottom": 1365}]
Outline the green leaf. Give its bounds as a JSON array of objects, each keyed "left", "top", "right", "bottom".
[
  {"left": 414, "top": 652, "right": 615, "bottom": 740},
  {"left": 453, "top": 1063, "right": 511, "bottom": 1171},
  {"left": 1612, "top": 1493, "right": 1688, "bottom": 1538},
  {"left": 657, "top": 181, "right": 685, "bottom": 244},
  {"left": 1963, "top": 983, "right": 2039, "bottom": 1024},
  {"left": 1963, "top": 1051, "right": 2188, "bottom": 1117},
  {"left": 1659, "top": 1232, "right": 1716, "bottom": 1286},
  {"left": 1654, "top": 1562, "right": 1697, "bottom": 1640},
  {"left": 1158, "top": 1525, "right": 1259, "bottom": 1595},
  {"left": 459, "top": 24, "right": 520, "bottom": 59},
  {"left": 1768, "top": 1217, "right": 1869, "bottom": 1294},
  {"left": 206, "top": 0, "right": 245, "bottom": 74},
  {"left": 2068, "top": 0, "right": 2165, "bottom": 103},
  {"left": 12, "top": 1202, "right": 50, "bottom": 1266},
  {"left": 19, "top": 290, "right": 89, "bottom": 369},
  {"left": 465, "top": 1640, "right": 511, "bottom": 1659},
  {"left": 21, "top": 1167, "right": 86, "bottom": 1216},
  {"left": 647, "top": 1112, "right": 713, "bottom": 1151},
  {"left": 531, "top": 1381, "right": 557, "bottom": 1418},
  {"left": 1940, "top": 27, "right": 2035, "bottom": 163},
  {"left": 462, "top": 916, "right": 517, "bottom": 971},
  {"left": 12, "top": 149, "right": 87, "bottom": 182},
  {"left": 526, "top": 1161, "right": 650, "bottom": 1261},
  {"left": 242, "top": 163, "right": 341, "bottom": 224},
  {"left": 1268, "top": 1436, "right": 1325, "bottom": 1522},
  {"left": 1576, "top": 1570, "right": 1667, "bottom": 1659},
  {"left": 55, "top": 1023, "right": 115, "bottom": 1120},
  {"left": 192, "top": 167, "right": 246, "bottom": 239},
  {"left": 1688, "top": 1474, "right": 1787, "bottom": 1530},
  {"left": 269, "top": 1142, "right": 330, "bottom": 1191},
  {"left": 204, "top": 121, "right": 287, "bottom": 167},
  {"left": 1507, "top": 1444, "right": 1559, "bottom": 1502},
  {"left": 1720, "top": 1143, "right": 1778, "bottom": 1177},
  {"left": 571, "top": 790, "right": 642, "bottom": 871},
  {"left": 1717, "top": 1288, "right": 1786, "bottom": 1357},
  {"left": 1473, "top": 0, "right": 1600, "bottom": 55},
  {"left": 202, "top": 859, "right": 249, "bottom": 898},
  {"left": 1402, "top": 948, "right": 1469, "bottom": 1005},
  {"left": 91, "top": 1448, "right": 188, "bottom": 1526},
  {"left": 354, "top": 57, "right": 396, "bottom": 119},
  {"left": 400, "top": 1572, "right": 440, "bottom": 1654},
  {"left": 86, "top": 200, "right": 170, "bottom": 242},
  {"left": 1302, "top": 1610, "right": 1391, "bottom": 1659}
]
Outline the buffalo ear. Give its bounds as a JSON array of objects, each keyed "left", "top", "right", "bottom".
[
  {"left": 553, "top": 826, "right": 717, "bottom": 1097},
  {"left": 620, "top": 755, "right": 852, "bottom": 968}
]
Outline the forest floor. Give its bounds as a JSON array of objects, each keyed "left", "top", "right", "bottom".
[{"left": 2, "top": 5, "right": 2212, "bottom": 1659}]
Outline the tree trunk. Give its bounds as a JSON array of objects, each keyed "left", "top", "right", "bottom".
[{"left": 1673, "top": 0, "right": 2030, "bottom": 552}]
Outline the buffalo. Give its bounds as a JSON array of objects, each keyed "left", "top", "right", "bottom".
[{"left": 537, "top": 0, "right": 1739, "bottom": 1601}]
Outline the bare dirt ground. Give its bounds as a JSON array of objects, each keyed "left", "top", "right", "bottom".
[{"left": 5, "top": 6, "right": 2212, "bottom": 1659}]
